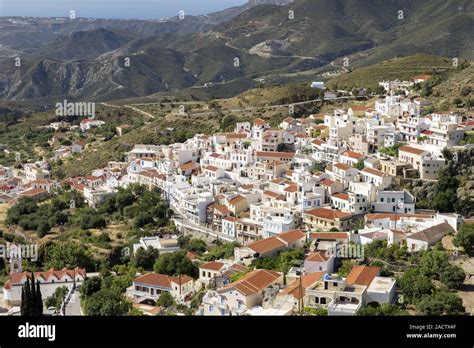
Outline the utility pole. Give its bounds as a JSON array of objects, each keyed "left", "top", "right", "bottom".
[
  {"left": 179, "top": 273, "right": 182, "bottom": 300},
  {"left": 298, "top": 272, "right": 303, "bottom": 315}
]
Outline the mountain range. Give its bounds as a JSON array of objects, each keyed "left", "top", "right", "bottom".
[{"left": 0, "top": 0, "right": 472, "bottom": 103}]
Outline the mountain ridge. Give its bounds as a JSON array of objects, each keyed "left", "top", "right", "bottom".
[{"left": 0, "top": 0, "right": 472, "bottom": 102}]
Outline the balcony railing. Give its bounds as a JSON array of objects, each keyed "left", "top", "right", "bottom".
[{"left": 327, "top": 300, "right": 362, "bottom": 315}]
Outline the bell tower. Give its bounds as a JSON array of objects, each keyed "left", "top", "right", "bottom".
[{"left": 9, "top": 243, "right": 22, "bottom": 274}]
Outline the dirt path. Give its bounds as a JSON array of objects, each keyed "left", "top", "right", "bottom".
[{"left": 453, "top": 256, "right": 474, "bottom": 315}]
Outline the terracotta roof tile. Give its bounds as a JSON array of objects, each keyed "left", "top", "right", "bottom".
[{"left": 346, "top": 266, "right": 380, "bottom": 286}]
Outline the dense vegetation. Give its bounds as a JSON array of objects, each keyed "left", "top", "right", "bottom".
[
  {"left": 251, "top": 249, "right": 304, "bottom": 274},
  {"left": 410, "top": 148, "right": 474, "bottom": 217},
  {"left": 328, "top": 55, "right": 453, "bottom": 90},
  {"left": 397, "top": 249, "right": 466, "bottom": 315},
  {"left": 80, "top": 273, "right": 132, "bottom": 316}
]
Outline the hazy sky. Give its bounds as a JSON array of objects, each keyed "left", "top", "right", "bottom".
[{"left": 0, "top": 0, "right": 247, "bottom": 19}]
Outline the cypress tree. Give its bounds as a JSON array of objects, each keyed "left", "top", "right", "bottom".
[
  {"left": 30, "top": 272, "right": 36, "bottom": 300},
  {"left": 20, "top": 286, "right": 26, "bottom": 315},
  {"left": 36, "top": 281, "right": 43, "bottom": 316},
  {"left": 30, "top": 272, "right": 37, "bottom": 316},
  {"left": 22, "top": 277, "right": 31, "bottom": 316}
]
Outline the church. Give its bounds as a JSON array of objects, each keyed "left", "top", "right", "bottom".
[{"left": 2, "top": 246, "right": 86, "bottom": 307}]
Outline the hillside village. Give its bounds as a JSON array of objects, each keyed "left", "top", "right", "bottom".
[{"left": 0, "top": 74, "right": 473, "bottom": 317}]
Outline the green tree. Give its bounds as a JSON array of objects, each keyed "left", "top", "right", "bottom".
[
  {"left": 153, "top": 250, "right": 198, "bottom": 278},
  {"left": 440, "top": 265, "right": 466, "bottom": 289},
  {"left": 420, "top": 250, "right": 450, "bottom": 278},
  {"left": 42, "top": 242, "right": 95, "bottom": 270},
  {"left": 80, "top": 276, "right": 102, "bottom": 297},
  {"left": 20, "top": 277, "right": 32, "bottom": 316},
  {"left": 133, "top": 247, "right": 159, "bottom": 270},
  {"left": 20, "top": 273, "right": 43, "bottom": 316},
  {"left": 37, "top": 220, "right": 51, "bottom": 238},
  {"left": 430, "top": 168, "right": 459, "bottom": 212},
  {"left": 204, "top": 242, "right": 240, "bottom": 261},
  {"left": 420, "top": 250, "right": 465, "bottom": 289},
  {"left": 82, "top": 288, "right": 131, "bottom": 316},
  {"left": 45, "top": 286, "right": 68, "bottom": 311},
  {"left": 354, "top": 160, "right": 364, "bottom": 170},
  {"left": 417, "top": 290, "right": 464, "bottom": 315},
  {"left": 453, "top": 223, "right": 474, "bottom": 254},
  {"left": 156, "top": 292, "right": 174, "bottom": 308},
  {"left": 279, "top": 249, "right": 304, "bottom": 273},
  {"left": 251, "top": 256, "right": 279, "bottom": 271},
  {"left": 337, "top": 260, "right": 356, "bottom": 277},
  {"left": 186, "top": 239, "right": 207, "bottom": 253},
  {"left": 358, "top": 303, "right": 407, "bottom": 316},
  {"left": 304, "top": 307, "right": 328, "bottom": 316},
  {"left": 133, "top": 212, "right": 154, "bottom": 229},
  {"left": 398, "top": 268, "right": 433, "bottom": 303},
  {"left": 35, "top": 281, "right": 43, "bottom": 315}
]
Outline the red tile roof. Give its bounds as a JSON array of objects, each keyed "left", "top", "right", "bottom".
[
  {"left": 305, "top": 251, "right": 331, "bottom": 262},
  {"left": 204, "top": 165, "right": 219, "bottom": 172},
  {"left": 20, "top": 188, "right": 47, "bottom": 197},
  {"left": 6, "top": 267, "right": 86, "bottom": 286},
  {"left": 228, "top": 195, "right": 246, "bottom": 206},
  {"left": 305, "top": 208, "right": 352, "bottom": 220},
  {"left": 219, "top": 269, "right": 281, "bottom": 296},
  {"left": 279, "top": 272, "right": 324, "bottom": 299},
  {"left": 310, "top": 232, "right": 349, "bottom": 241},
  {"left": 254, "top": 118, "right": 267, "bottom": 126},
  {"left": 399, "top": 146, "right": 426, "bottom": 156},
  {"left": 332, "top": 192, "right": 349, "bottom": 201},
  {"left": 200, "top": 261, "right": 225, "bottom": 271},
  {"left": 247, "top": 237, "right": 285, "bottom": 254},
  {"left": 342, "top": 150, "right": 366, "bottom": 160},
  {"left": 346, "top": 266, "right": 380, "bottom": 286},
  {"left": 366, "top": 213, "right": 433, "bottom": 221},
  {"left": 333, "top": 163, "right": 352, "bottom": 171},
  {"left": 256, "top": 151, "right": 295, "bottom": 159},
  {"left": 361, "top": 167, "right": 385, "bottom": 177},
  {"left": 276, "top": 229, "right": 305, "bottom": 244},
  {"left": 134, "top": 273, "right": 192, "bottom": 289}
]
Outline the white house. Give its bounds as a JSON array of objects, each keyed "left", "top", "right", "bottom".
[
  {"left": 200, "top": 269, "right": 283, "bottom": 316},
  {"left": 132, "top": 236, "right": 180, "bottom": 255},
  {"left": 406, "top": 222, "right": 455, "bottom": 252},
  {"left": 3, "top": 267, "right": 86, "bottom": 307},
  {"left": 371, "top": 190, "right": 415, "bottom": 214},
  {"left": 304, "top": 251, "right": 335, "bottom": 274},
  {"left": 126, "top": 273, "right": 194, "bottom": 304}
]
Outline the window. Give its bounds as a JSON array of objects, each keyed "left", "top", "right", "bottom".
[
  {"left": 333, "top": 282, "right": 337, "bottom": 287},
  {"left": 209, "top": 305, "right": 214, "bottom": 312}
]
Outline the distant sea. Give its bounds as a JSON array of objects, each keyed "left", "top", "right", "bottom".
[{"left": 0, "top": 0, "right": 247, "bottom": 19}]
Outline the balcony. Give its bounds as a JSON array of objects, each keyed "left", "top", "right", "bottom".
[{"left": 328, "top": 299, "right": 362, "bottom": 316}]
